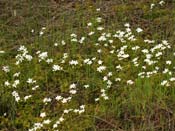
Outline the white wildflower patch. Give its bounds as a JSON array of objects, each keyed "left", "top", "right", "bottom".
[{"left": 1, "top": 14, "right": 174, "bottom": 131}]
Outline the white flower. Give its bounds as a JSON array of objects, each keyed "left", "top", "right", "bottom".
[
  {"left": 103, "top": 76, "right": 108, "bottom": 81},
  {"left": 79, "top": 37, "right": 85, "bottom": 44},
  {"left": 136, "top": 28, "right": 143, "bottom": 33},
  {"left": 2, "top": 66, "right": 10, "bottom": 72},
  {"left": 97, "top": 66, "right": 106, "bottom": 73},
  {"left": 18, "top": 45, "right": 26, "bottom": 52},
  {"left": 132, "top": 57, "right": 139, "bottom": 63},
  {"left": 84, "top": 59, "right": 92, "bottom": 65},
  {"left": 59, "top": 117, "right": 64, "bottom": 122},
  {"left": 43, "top": 97, "right": 52, "bottom": 103},
  {"left": 109, "top": 40, "right": 113, "bottom": 43},
  {"left": 54, "top": 43, "right": 58, "bottom": 46},
  {"left": 104, "top": 96, "right": 109, "bottom": 100},
  {"left": 69, "top": 60, "right": 78, "bottom": 65},
  {"left": 97, "top": 27, "right": 104, "bottom": 31},
  {"left": 126, "top": 27, "right": 131, "bottom": 32},
  {"left": 95, "top": 43, "right": 99, "bottom": 46},
  {"left": 142, "top": 49, "right": 149, "bottom": 54},
  {"left": 95, "top": 98, "right": 100, "bottom": 101},
  {"left": 46, "top": 58, "right": 53, "bottom": 64},
  {"left": 92, "top": 57, "right": 96, "bottom": 61},
  {"left": 3, "top": 113, "right": 6, "bottom": 116},
  {"left": 84, "top": 84, "right": 89, "bottom": 88},
  {"left": 74, "top": 109, "right": 79, "bottom": 113},
  {"left": 144, "top": 39, "right": 155, "bottom": 44},
  {"left": 69, "top": 89, "right": 77, "bottom": 94},
  {"left": 96, "top": 8, "right": 100, "bottom": 11},
  {"left": 13, "top": 72, "right": 20, "bottom": 77},
  {"left": 53, "top": 124, "right": 58, "bottom": 128},
  {"left": 38, "top": 52, "right": 48, "bottom": 61},
  {"left": 155, "top": 66, "right": 159, "bottom": 70},
  {"left": 97, "top": 49, "right": 102, "bottom": 53},
  {"left": 166, "top": 61, "right": 171, "bottom": 65},
  {"left": 42, "top": 27, "right": 46, "bottom": 30},
  {"left": 27, "top": 78, "right": 36, "bottom": 84},
  {"left": 80, "top": 105, "right": 85, "bottom": 109},
  {"left": 32, "top": 85, "right": 39, "bottom": 90},
  {"left": 106, "top": 33, "right": 111, "bottom": 37},
  {"left": 63, "top": 109, "right": 69, "bottom": 114},
  {"left": 116, "top": 65, "right": 123, "bottom": 70},
  {"left": 70, "top": 33, "right": 77, "bottom": 38},
  {"left": 162, "top": 40, "right": 169, "bottom": 46},
  {"left": 88, "top": 31, "right": 95, "bottom": 36},
  {"left": 155, "top": 52, "right": 162, "bottom": 57},
  {"left": 40, "top": 112, "right": 46, "bottom": 118},
  {"left": 4, "top": 81, "right": 10, "bottom": 86},
  {"left": 101, "top": 89, "right": 105, "bottom": 93},
  {"left": 12, "top": 80, "right": 20, "bottom": 88},
  {"left": 71, "top": 39, "right": 78, "bottom": 43},
  {"left": 127, "top": 80, "right": 134, "bottom": 85},
  {"left": 124, "top": 23, "right": 130, "bottom": 27},
  {"left": 98, "top": 60, "right": 103, "bottom": 65},
  {"left": 161, "top": 80, "right": 168, "bottom": 86},
  {"left": 110, "top": 50, "right": 114, "bottom": 54},
  {"left": 55, "top": 95, "right": 63, "bottom": 101},
  {"left": 115, "top": 78, "right": 121, "bottom": 82},
  {"left": 150, "top": 3, "right": 155, "bottom": 9},
  {"left": 62, "top": 98, "right": 68, "bottom": 103},
  {"left": 70, "top": 83, "right": 76, "bottom": 89},
  {"left": 170, "top": 77, "right": 175, "bottom": 82},
  {"left": 163, "top": 68, "right": 169, "bottom": 74},
  {"left": 79, "top": 109, "right": 85, "bottom": 114},
  {"left": 14, "top": 80, "right": 20, "bottom": 85},
  {"left": 159, "top": 0, "right": 165, "bottom": 6},
  {"left": 87, "top": 22, "right": 92, "bottom": 26},
  {"left": 63, "top": 53, "right": 68, "bottom": 59},
  {"left": 107, "top": 80, "right": 112, "bottom": 86},
  {"left": 33, "top": 122, "right": 43, "bottom": 129},
  {"left": 122, "top": 54, "right": 129, "bottom": 59},
  {"left": 61, "top": 40, "right": 66, "bottom": 45},
  {"left": 39, "top": 31, "right": 44, "bottom": 36},
  {"left": 0, "top": 50, "right": 5, "bottom": 53},
  {"left": 25, "top": 55, "right": 33, "bottom": 61},
  {"left": 146, "top": 54, "right": 152, "bottom": 59},
  {"left": 43, "top": 119, "right": 51, "bottom": 124},
  {"left": 31, "top": 29, "right": 34, "bottom": 33},
  {"left": 52, "top": 65, "right": 63, "bottom": 71},
  {"left": 12, "top": 91, "right": 20, "bottom": 102},
  {"left": 98, "top": 35, "right": 106, "bottom": 41},
  {"left": 96, "top": 17, "right": 102, "bottom": 22},
  {"left": 24, "top": 95, "right": 32, "bottom": 101}
]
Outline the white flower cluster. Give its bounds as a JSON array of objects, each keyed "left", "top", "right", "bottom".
[
  {"left": 117, "top": 45, "right": 129, "bottom": 60},
  {"left": 15, "top": 45, "right": 33, "bottom": 65},
  {"left": 12, "top": 91, "right": 20, "bottom": 102},
  {"left": 113, "top": 23, "right": 136, "bottom": 43}
]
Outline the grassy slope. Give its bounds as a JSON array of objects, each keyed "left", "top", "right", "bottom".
[{"left": 0, "top": 0, "right": 175, "bottom": 130}]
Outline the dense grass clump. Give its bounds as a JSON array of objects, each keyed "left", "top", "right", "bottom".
[{"left": 0, "top": 0, "right": 175, "bottom": 131}]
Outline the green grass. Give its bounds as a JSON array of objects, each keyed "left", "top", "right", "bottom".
[{"left": 0, "top": 0, "right": 175, "bottom": 131}]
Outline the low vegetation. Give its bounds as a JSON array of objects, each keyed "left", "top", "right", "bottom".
[{"left": 0, "top": 0, "right": 175, "bottom": 130}]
